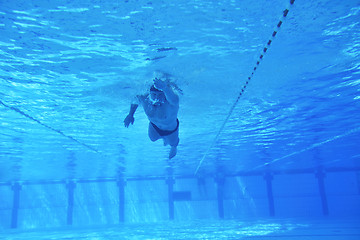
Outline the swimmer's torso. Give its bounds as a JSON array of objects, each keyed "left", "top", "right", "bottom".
[{"left": 142, "top": 97, "right": 178, "bottom": 130}]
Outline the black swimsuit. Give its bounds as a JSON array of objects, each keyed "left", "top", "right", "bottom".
[{"left": 150, "top": 119, "right": 179, "bottom": 136}]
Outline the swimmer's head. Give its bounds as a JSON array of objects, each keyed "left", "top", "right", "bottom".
[
  {"left": 149, "top": 85, "right": 165, "bottom": 105},
  {"left": 150, "top": 85, "right": 162, "bottom": 93}
]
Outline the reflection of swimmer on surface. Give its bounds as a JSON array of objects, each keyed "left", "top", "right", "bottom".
[{"left": 124, "top": 77, "right": 180, "bottom": 159}]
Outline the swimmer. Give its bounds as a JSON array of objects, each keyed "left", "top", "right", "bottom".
[{"left": 124, "top": 78, "right": 180, "bottom": 159}]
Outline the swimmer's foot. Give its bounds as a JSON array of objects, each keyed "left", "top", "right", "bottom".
[{"left": 169, "top": 146, "right": 177, "bottom": 159}]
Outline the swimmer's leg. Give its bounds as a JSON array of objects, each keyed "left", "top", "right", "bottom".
[
  {"left": 167, "top": 133, "right": 179, "bottom": 159},
  {"left": 169, "top": 146, "right": 177, "bottom": 159},
  {"left": 148, "top": 123, "right": 161, "bottom": 142}
]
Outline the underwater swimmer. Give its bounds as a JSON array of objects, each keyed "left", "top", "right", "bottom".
[{"left": 124, "top": 78, "right": 180, "bottom": 159}]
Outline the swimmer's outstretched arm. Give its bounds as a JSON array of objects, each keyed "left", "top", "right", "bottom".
[{"left": 153, "top": 78, "right": 179, "bottom": 106}]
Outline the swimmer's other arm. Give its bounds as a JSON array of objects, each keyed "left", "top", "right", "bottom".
[
  {"left": 124, "top": 104, "right": 138, "bottom": 127},
  {"left": 124, "top": 95, "right": 146, "bottom": 128}
]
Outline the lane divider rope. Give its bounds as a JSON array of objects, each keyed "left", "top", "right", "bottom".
[
  {"left": 251, "top": 126, "right": 360, "bottom": 171},
  {"left": 195, "top": 0, "right": 295, "bottom": 175},
  {"left": 0, "top": 100, "right": 99, "bottom": 153}
]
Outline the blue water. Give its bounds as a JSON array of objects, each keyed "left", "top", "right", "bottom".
[{"left": 1, "top": 0, "right": 360, "bottom": 239}]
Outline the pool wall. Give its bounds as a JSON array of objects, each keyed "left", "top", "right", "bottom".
[{"left": 1, "top": 168, "right": 359, "bottom": 229}]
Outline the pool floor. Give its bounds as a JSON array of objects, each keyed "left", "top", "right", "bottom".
[{"left": 1, "top": 218, "right": 359, "bottom": 240}]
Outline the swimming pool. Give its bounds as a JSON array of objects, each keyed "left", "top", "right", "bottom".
[{"left": 1, "top": 0, "right": 359, "bottom": 239}]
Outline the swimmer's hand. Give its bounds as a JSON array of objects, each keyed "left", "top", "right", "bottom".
[
  {"left": 153, "top": 78, "right": 167, "bottom": 91},
  {"left": 124, "top": 114, "right": 135, "bottom": 128}
]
